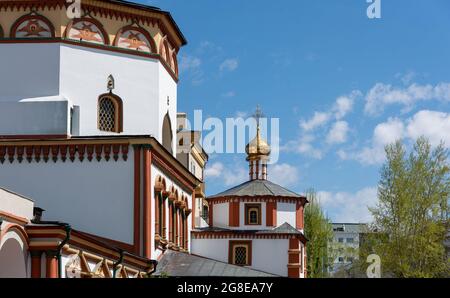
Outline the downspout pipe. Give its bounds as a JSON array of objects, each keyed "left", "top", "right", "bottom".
[
  {"left": 113, "top": 249, "right": 124, "bottom": 278},
  {"left": 31, "top": 219, "right": 71, "bottom": 278}
]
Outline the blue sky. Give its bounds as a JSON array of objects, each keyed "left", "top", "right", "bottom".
[{"left": 143, "top": 0, "right": 450, "bottom": 222}]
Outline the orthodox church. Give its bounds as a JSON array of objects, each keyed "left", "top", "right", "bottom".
[{"left": 0, "top": 0, "right": 307, "bottom": 278}]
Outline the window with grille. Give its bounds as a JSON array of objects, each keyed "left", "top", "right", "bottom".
[
  {"left": 98, "top": 94, "right": 123, "bottom": 133},
  {"left": 245, "top": 204, "right": 261, "bottom": 225},
  {"left": 229, "top": 241, "right": 252, "bottom": 266}
]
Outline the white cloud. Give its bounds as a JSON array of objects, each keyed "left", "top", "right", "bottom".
[
  {"left": 180, "top": 55, "right": 201, "bottom": 72},
  {"left": 269, "top": 163, "right": 299, "bottom": 187},
  {"left": 282, "top": 134, "right": 323, "bottom": 159},
  {"left": 332, "top": 90, "right": 360, "bottom": 120},
  {"left": 300, "top": 112, "right": 330, "bottom": 131},
  {"left": 326, "top": 121, "right": 349, "bottom": 144},
  {"left": 219, "top": 58, "right": 239, "bottom": 72},
  {"left": 204, "top": 162, "right": 223, "bottom": 178},
  {"left": 364, "top": 82, "right": 450, "bottom": 116},
  {"left": 353, "top": 118, "right": 405, "bottom": 165},
  {"left": 406, "top": 110, "right": 450, "bottom": 147},
  {"left": 205, "top": 161, "right": 247, "bottom": 186},
  {"left": 343, "top": 110, "right": 450, "bottom": 166},
  {"left": 318, "top": 187, "right": 378, "bottom": 223}
]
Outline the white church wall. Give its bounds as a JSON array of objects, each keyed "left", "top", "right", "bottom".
[
  {"left": 191, "top": 238, "right": 289, "bottom": 277},
  {"left": 213, "top": 203, "right": 229, "bottom": 228},
  {"left": 0, "top": 153, "right": 135, "bottom": 244},
  {"left": 0, "top": 99, "right": 70, "bottom": 136},
  {"left": 158, "top": 63, "right": 178, "bottom": 155},
  {"left": 59, "top": 44, "right": 163, "bottom": 137},
  {"left": 277, "top": 202, "right": 296, "bottom": 227},
  {"left": 0, "top": 188, "right": 34, "bottom": 220},
  {"left": 0, "top": 229, "right": 29, "bottom": 278},
  {"left": 0, "top": 43, "right": 60, "bottom": 101}
]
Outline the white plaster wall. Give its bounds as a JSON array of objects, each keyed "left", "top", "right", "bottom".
[
  {"left": 0, "top": 153, "right": 134, "bottom": 244},
  {"left": 60, "top": 44, "right": 163, "bottom": 137},
  {"left": 158, "top": 63, "right": 178, "bottom": 155},
  {"left": 213, "top": 203, "right": 229, "bottom": 228},
  {"left": 192, "top": 238, "right": 289, "bottom": 277},
  {"left": 277, "top": 202, "right": 296, "bottom": 227},
  {"left": 0, "top": 188, "right": 34, "bottom": 220},
  {"left": 0, "top": 99, "right": 70, "bottom": 136},
  {"left": 0, "top": 43, "right": 178, "bottom": 141},
  {"left": 0, "top": 43, "right": 60, "bottom": 101}
]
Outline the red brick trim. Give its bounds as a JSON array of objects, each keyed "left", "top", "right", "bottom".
[
  {"left": 192, "top": 231, "right": 308, "bottom": 242},
  {"left": 266, "top": 201, "right": 277, "bottom": 227},
  {"left": 0, "top": 143, "right": 129, "bottom": 164},
  {"left": 133, "top": 146, "right": 141, "bottom": 255},
  {"left": 228, "top": 201, "right": 240, "bottom": 227},
  {"left": 208, "top": 196, "right": 307, "bottom": 204},
  {"left": 288, "top": 237, "right": 300, "bottom": 278},
  {"left": 296, "top": 202, "right": 304, "bottom": 230},
  {"left": 143, "top": 148, "right": 152, "bottom": 258}
]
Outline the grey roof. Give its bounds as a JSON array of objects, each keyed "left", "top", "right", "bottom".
[
  {"left": 332, "top": 223, "right": 368, "bottom": 233},
  {"left": 154, "top": 250, "right": 276, "bottom": 277},
  {"left": 259, "top": 222, "right": 303, "bottom": 235},
  {"left": 208, "top": 179, "right": 304, "bottom": 199}
]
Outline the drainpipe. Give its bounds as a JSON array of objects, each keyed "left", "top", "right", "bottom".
[
  {"left": 57, "top": 224, "right": 72, "bottom": 278},
  {"left": 31, "top": 217, "right": 71, "bottom": 278},
  {"left": 146, "top": 260, "right": 158, "bottom": 277},
  {"left": 113, "top": 249, "right": 124, "bottom": 278}
]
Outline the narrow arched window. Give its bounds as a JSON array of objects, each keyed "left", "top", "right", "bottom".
[
  {"left": 98, "top": 94, "right": 123, "bottom": 133},
  {"left": 162, "top": 112, "right": 173, "bottom": 154}
]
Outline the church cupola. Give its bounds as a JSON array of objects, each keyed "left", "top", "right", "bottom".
[{"left": 246, "top": 107, "right": 271, "bottom": 180}]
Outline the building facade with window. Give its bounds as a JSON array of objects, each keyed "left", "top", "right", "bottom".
[
  {"left": 0, "top": 0, "right": 201, "bottom": 277},
  {"left": 191, "top": 123, "right": 309, "bottom": 278},
  {"left": 330, "top": 223, "right": 367, "bottom": 276}
]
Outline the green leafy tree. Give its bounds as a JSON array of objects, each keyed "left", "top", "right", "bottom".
[
  {"left": 304, "top": 189, "right": 334, "bottom": 278},
  {"left": 369, "top": 137, "right": 449, "bottom": 277}
]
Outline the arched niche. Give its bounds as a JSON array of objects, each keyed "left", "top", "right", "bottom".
[
  {"left": 0, "top": 226, "right": 29, "bottom": 278},
  {"left": 114, "top": 25, "right": 157, "bottom": 53},
  {"left": 162, "top": 112, "right": 173, "bottom": 154},
  {"left": 10, "top": 13, "right": 55, "bottom": 38},
  {"left": 65, "top": 17, "right": 109, "bottom": 45}
]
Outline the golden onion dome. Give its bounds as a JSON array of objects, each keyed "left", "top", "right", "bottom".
[{"left": 245, "top": 127, "right": 271, "bottom": 157}]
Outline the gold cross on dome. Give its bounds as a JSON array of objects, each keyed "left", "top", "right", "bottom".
[{"left": 253, "top": 105, "right": 264, "bottom": 126}]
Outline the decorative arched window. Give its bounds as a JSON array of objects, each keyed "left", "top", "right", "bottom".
[
  {"left": 245, "top": 204, "right": 261, "bottom": 225},
  {"left": 229, "top": 241, "right": 252, "bottom": 266},
  {"left": 10, "top": 13, "right": 55, "bottom": 38},
  {"left": 65, "top": 17, "right": 109, "bottom": 45},
  {"left": 162, "top": 112, "right": 173, "bottom": 154},
  {"left": 97, "top": 94, "right": 123, "bottom": 133},
  {"left": 114, "top": 25, "right": 156, "bottom": 53}
]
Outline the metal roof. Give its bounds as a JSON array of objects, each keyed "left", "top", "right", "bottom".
[
  {"left": 154, "top": 250, "right": 277, "bottom": 277},
  {"left": 208, "top": 179, "right": 304, "bottom": 199}
]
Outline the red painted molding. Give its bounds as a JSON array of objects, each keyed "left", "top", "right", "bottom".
[
  {"left": 10, "top": 12, "right": 56, "bottom": 38},
  {"left": 228, "top": 201, "right": 240, "bottom": 227},
  {"left": 0, "top": 143, "right": 129, "bottom": 164},
  {"left": 133, "top": 146, "right": 141, "bottom": 255},
  {"left": 143, "top": 148, "right": 152, "bottom": 258},
  {"left": 113, "top": 25, "right": 157, "bottom": 54},
  {"left": 266, "top": 201, "right": 277, "bottom": 227},
  {"left": 208, "top": 196, "right": 308, "bottom": 204}
]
